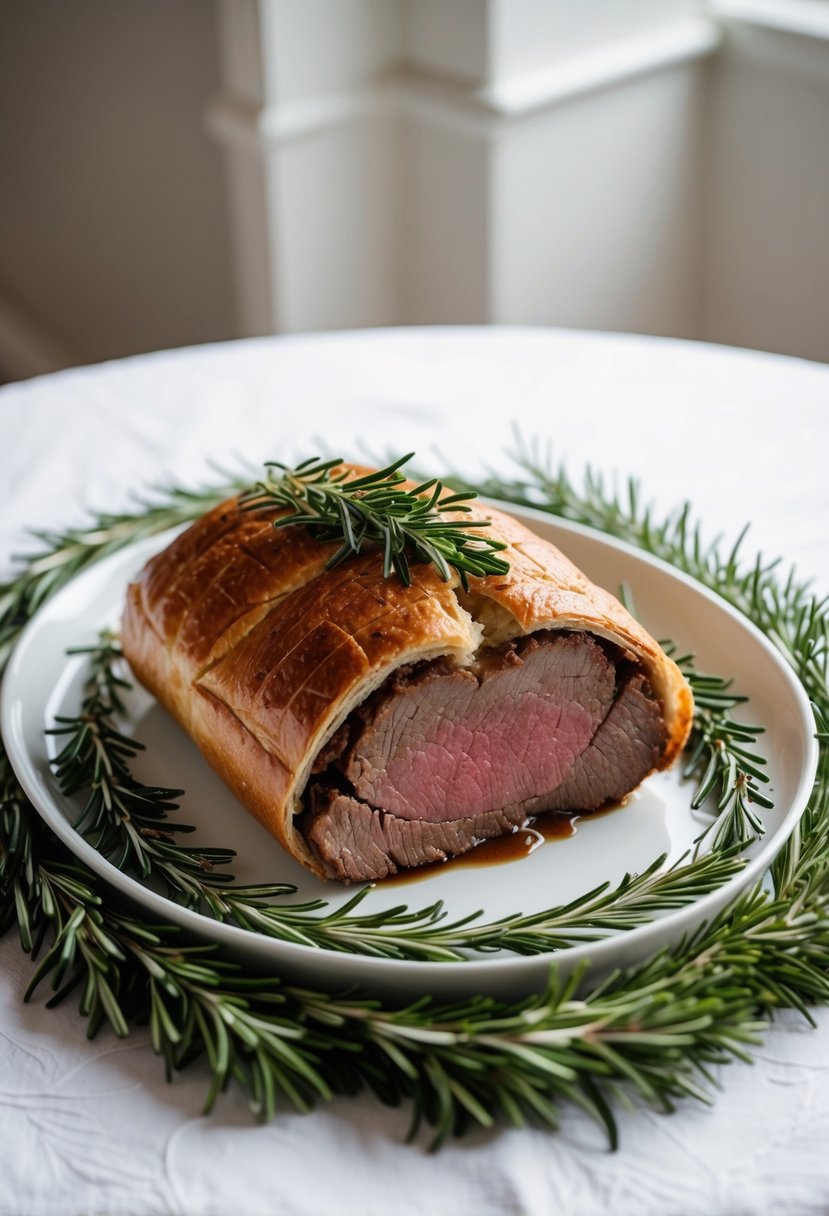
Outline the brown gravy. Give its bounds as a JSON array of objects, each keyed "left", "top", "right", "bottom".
[{"left": 377, "top": 801, "right": 626, "bottom": 887}]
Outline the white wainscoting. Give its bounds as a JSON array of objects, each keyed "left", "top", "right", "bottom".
[
  {"left": 207, "top": 0, "right": 829, "bottom": 364},
  {"left": 702, "top": 6, "right": 829, "bottom": 362}
]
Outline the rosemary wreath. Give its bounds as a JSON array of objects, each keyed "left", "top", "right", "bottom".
[{"left": 0, "top": 447, "right": 826, "bottom": 1148}]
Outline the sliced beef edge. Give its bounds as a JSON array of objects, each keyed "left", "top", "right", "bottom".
[{"left": 299, "top": 630, "right": 667, "bottom": 883}]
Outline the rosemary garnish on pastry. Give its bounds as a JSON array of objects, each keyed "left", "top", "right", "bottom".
[{"left": 239, "top": 455, "right": 510, "bottom": 587}]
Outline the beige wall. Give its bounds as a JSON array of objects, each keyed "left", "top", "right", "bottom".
[{"left": 0, "top": 0, "right": 235, "bottom": 367}]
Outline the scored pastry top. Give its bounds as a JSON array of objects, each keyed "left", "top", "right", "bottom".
[{"left": 121, "top": 467, "right": 693, "bottom": 878}]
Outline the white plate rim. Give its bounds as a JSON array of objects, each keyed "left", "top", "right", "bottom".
[{"left": 1, "top": 502, "right": 819, "bottom": 995}]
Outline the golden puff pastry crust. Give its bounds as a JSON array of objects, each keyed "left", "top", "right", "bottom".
[{"left": 121, "top": 471, "right": 693, "bottom": 879}]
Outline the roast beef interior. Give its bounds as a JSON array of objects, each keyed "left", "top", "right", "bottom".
[{"left": 301, "top": 630, "right": 666, "bottom": 882}]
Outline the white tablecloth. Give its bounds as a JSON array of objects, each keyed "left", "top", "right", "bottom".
[{"left": 2, "top": 327, "right": 828, "bottom": 1216}]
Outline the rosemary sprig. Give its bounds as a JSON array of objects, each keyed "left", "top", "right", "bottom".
[
  {"left": 239, "top": 455, "right": 510, "bottom": 588},
  {"left": 49, "top": 635, "right": 758, "bottom": 961},
  {"left": 674, "top": 652, "right": 772, "bottom": 852},
  {"left": 0, "top": 449, "right": 826, "bottom": 1145},
  {"left": 48, "top": 634, "right": 269, "bottom": 908}
]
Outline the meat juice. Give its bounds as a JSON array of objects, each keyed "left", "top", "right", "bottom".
[{"left": 376, "top": 802, "right": 627, "bottom": 886}]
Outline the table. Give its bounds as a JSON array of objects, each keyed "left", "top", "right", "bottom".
[{"left": 2, "top": 327, "right": 828, "bottom": 1216}]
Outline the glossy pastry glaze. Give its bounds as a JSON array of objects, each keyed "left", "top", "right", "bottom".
[{"left": 121, "top": 467, "right": 693, "bottom": 879}]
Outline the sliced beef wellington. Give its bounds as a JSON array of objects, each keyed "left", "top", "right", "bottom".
[
  {"left": 121, "top": 465, "right": 692, "bottom": 882},
  {"left": 303, "top": 633, "right": 667, "bottom": 881}
]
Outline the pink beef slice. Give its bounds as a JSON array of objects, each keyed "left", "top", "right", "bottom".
[
  {"left": 301, "top": 631, "right": 668, "bottom": 881},
  {"left": 342, "top": 632, "right": 616, "bottom": 821},
  {"left": 544, "top": 670, "right": 666, "bottom": 813}
]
